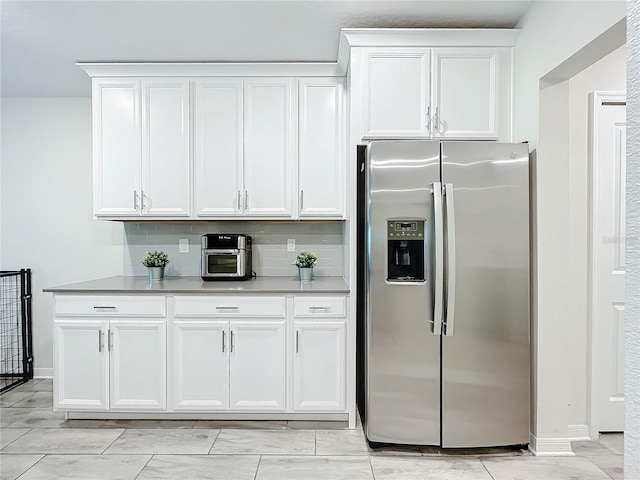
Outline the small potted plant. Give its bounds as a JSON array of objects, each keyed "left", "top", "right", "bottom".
[
  {"left": 142, "top": 250, "right": 170, "bottom": 283},
  {"left": 294, "top": 250, "right": 318, "bottom": 283}
]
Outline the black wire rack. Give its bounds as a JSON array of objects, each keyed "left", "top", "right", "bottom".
[{"left": 0, "top": 269, "right": 33, "bottom": 393}]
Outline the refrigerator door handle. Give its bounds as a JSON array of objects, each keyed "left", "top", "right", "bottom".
[
  {"left": 432, "top": 182, "right": 444, "bottom": 336},
  {"left": 444, "top": 183, "right": 456, "bottom": 336}
]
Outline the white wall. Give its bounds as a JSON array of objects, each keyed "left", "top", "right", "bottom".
[
  {"left": 626, "top": 2, "right": 640, "bottom": 477},
  {"left": 0, "top": 98, "right": 124, "bottom": 376},
  {"left": 566, "top": 46, "right": 626, "bottom": 432},
  {"left": 513, "top": 0, "right": 626, "bottom": 453}
]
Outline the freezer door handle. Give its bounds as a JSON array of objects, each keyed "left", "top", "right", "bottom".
[
  {"left": 432, "top": 182, "right": 444, "bottom": 336},
  {"left": 444, "top": 183, "right": 456, "bottom": 336}
]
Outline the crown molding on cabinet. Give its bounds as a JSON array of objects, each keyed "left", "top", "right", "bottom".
[{"left": 77, "top": 62, "right": 346, "bottom": 78}]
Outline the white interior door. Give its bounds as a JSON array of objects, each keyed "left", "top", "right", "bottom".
[{"left": 592, "top": 92, "right": 626, "bottom": 432}]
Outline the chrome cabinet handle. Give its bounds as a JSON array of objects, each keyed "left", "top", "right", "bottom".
[
  {"left": 98, "top": 330, "right": 103, "bottom": 352},
  {"left": 433, "top": 107, "right": 440, "bottom": 134},
  {"left": 216, "top": 306, "right": 239, "bottom": 311},
  {"left": 108, "top": 330, "right": 114, "bottom": 352},
  {"left": 432, "top": 182, "right": 444, "bottom": 336},
  {"left": 133, "top": 190, "right": 139, "bottom": 211},
  {"left": 244, "top": 191, "right": 248, "bottom": 210},
  {"left": 300, "top": 190, "right": 304, "bottom": 211},
  {"left": 309, "top": 306, "right": 331, "bottom": 311},
  {"left": 426, "top": 106, "right": 431, "bottom": 133},
  {"left": 296, "top": 330, "right": 299, "bottom": 354},
  {"left": 93, "top": 306, "right": 116, "bottom": 310},
  {"left": 230, "top": 331, "right": 235, "bottom": 353},
  {"left": 444, "top": 183, "right": 456, "bottom": 336},
  {"left": 237, "top": 191, "right": 241, "bottom": 211},
  {"left": 141, "top": 190, "right": 147, "bottom": 212},
  {"left": 222, "top": 330, "right": 226, "bottom": 353}
]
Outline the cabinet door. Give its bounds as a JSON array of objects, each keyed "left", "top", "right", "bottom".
[
  {"left": 54, "top": 320, "right": 109, "bottom": 410},
  {"left": 172, "top": 321, "right": 229, "bottom": 410},
  {"left": 229, "top": 321, "right": 285, "bottom": 410},
  {"left": 298, "top": 79, "right": 344, "bottom": 217},
  {"left": 293, "top": 322, "right": 345, "bottom": 411},
  {"left": 194, "top": 79, "right": 244, "bottom": 216},
  {"left": 243, "top": 79, "right": 294, "bottom": 216},
  {"left": 93, "top": 79, "right": 141, "bottom": 217},
  {"left": 363, "top": 48, "right": 430, "bottom": 138},
  {"left": 431, "top": 48, "right": 499, "bottom": 139},
  {"left": 110, "top": 320, "right": 166, "bottom": 410},
  {"left": 141, "top": 80, "right": 191, "bottom": 216}
]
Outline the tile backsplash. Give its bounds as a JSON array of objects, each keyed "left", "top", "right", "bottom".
[{"left": 124, "top": 222, "right": 344, "bottom": 277}]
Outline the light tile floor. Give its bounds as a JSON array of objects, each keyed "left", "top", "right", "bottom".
[{"left": 0, "top": 379, "right": 624, "bottom": 480}]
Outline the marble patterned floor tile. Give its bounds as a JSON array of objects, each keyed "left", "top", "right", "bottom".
[
  {"left": 586, "top": 454, "right": 624, "bottom": 480},
  {"left": 316, "top": 429, "right": 369, "bottom": 455},
  {"left": 58, "top": 419, "right": 107, "bottom": 429},
  {"left": 210, "top": 429, "right": 315, "bottom": 455},
  {"left": 10, "top": 392, "right": 53, "bottom": 409},
  {"left": 371, "top": 456, "right": 493, "bottom": 480},
  {"left": 0, "top": 409, "right": 67, "bottom": 428},
  {"left": 104, "top": 428, "right": 219, "bottom": 455},
  {"left": 192, "top": 420, "right": 286, "bottom": 430},
  {"left": 598, "top": 433, "right": 624, "bottom": 455},
  {"left": 0, "top": 391, "right": 36, "bottom": 407},
  {"left": 287, "top": 421, "right": 348, "bottom": 430},
  {"left": 99, "top": 419, "right": 195, "bottom": 429},
  {"left": 0, "top": 454, "right": 44, "bottom": 480},
  {"left": 1, "top": 428, "right": 124, "bottom": 454},
  {"left": 14, "top": 454, "right": 151, "bottom": 480},
  {"left": 572, "top": 440, "right": 619, "bottom": 457},
  {"left": 6, "top": 380, "right": 43, "bottom": 393},
  {"left": 0, "top": 428, "right": 30, "bottom": 449},
  {"left": 136, "top": 454, "right": 260, "bottom": 480},
  {"left": 481, "top": 456, "right": 610, "bottom": 480},
  {"left": 256, "top": 455, "right": 373, "bottom": 480}
]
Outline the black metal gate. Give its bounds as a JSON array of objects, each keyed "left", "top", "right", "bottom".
[{"left": 0, "top": 269, "right": 33, "bottom": 393}]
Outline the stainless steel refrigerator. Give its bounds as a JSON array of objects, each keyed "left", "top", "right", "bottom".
[{"left": 356, "top": 140, "right": 530, "bottom": 448}]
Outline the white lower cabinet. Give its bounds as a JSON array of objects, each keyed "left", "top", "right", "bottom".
[
  {"left": 54, "top": 319, "right": 166, "bottom": 411},
  {"left": 54, "top": 320, "right": 109, "bottom": 410},
  {"left": 293, "top": 321, "right": 346, "bottom": 411},
  {"left": 172, "top": 321, "right": 229, "bottom": 410},
  {"left": 229, "top": 321, "right": 286, "bottom": 410},
  {"left": 53, "top": 295, "right": 167, "bottom": 412},
  {"left": 109, "top": 320, "right": 166, "bottom": 410}
]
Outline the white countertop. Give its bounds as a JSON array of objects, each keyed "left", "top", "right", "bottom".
[{"left": 44, "top": 276, "right": 350, "bottom": 294}]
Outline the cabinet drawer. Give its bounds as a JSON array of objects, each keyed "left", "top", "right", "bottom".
[
  {"left": 174, "top": 296, "right": 286, "bottom": 318},
  {"left": 55, "top": 295, "right": 166, "bottom": 317},
  {"left": 293, "top": 297, "right": 346, "bottom": 318}
]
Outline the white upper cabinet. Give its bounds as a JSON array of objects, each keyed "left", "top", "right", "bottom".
[
  {"left": 363, "top": 48, "right": 431, "bottom": 138},
  {"left": 141, "top": 80, "right": 191, "bottom": 216},
  {"left": 243, "top": 79, "right": 295, "bottom": 217},
  {"left": 194, "top": 79, "right": 244, "bottom": 216},
  {"left": 298, "top": 78, "right": 344, "bottom": 217},
  {"left": 93, "top": 78, "right": 191, "bottom": 218},
  {"left": 93, "top": 79, "right": 141, "bottom": 217},
  {"left": 361, "top": 46, "right": 510, "bottom": 140},
  {"left": 431, "top": 48, "right": 499, "bottom": 139}
]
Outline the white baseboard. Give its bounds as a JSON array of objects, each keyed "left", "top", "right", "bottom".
[
  {"left": 33, "top": 368, "right": 53, "bottom": 378},
  {"left": 567, "top": 424, "right": 592, "bottom": 441},
  {"left": 529, "top": 432, "right": 575, "bottom": 456}
]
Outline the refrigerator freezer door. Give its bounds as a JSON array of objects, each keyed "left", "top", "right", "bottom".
[
  {"left": 365, "top": 140, "right": 441, "bottom": 445},
  {"left": 440, "top": 142, "right": 530, "bottom": 447}
]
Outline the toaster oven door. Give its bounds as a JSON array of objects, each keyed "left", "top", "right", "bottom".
[{"left": 202, "top": 249, "right": 244, "bottom": 277}]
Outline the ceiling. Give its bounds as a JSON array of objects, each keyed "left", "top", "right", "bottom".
[{"left": 0, "top": 0, "right": 533, "bottom": 97}]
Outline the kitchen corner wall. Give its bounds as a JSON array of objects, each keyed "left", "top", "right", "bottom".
[{"left": 124, "top": 222, "right": 344, "bottom": 277}]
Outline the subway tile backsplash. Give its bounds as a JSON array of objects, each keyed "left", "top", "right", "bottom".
[{"left": 124, "top": 222, "right": 344, "bottom": 277}]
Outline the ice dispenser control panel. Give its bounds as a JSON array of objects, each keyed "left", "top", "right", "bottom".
[{"left": 387, "top": 219, "right": 425, "bottom": 283}]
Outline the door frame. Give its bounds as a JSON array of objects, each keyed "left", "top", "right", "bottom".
[{"left": 588, "top": 90, "right": 626, "bottom": 439}]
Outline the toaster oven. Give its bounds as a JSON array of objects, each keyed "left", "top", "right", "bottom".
[{"left": 201, "top": 234, "right": 253, "bottom": 281}]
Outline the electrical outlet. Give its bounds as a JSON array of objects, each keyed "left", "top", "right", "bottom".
[
  {"left": 287, "top": 239, "right": 296, "bottom": 252},
  {"left": 179, "top": 238, "right": 189, "bottom": 254}
]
